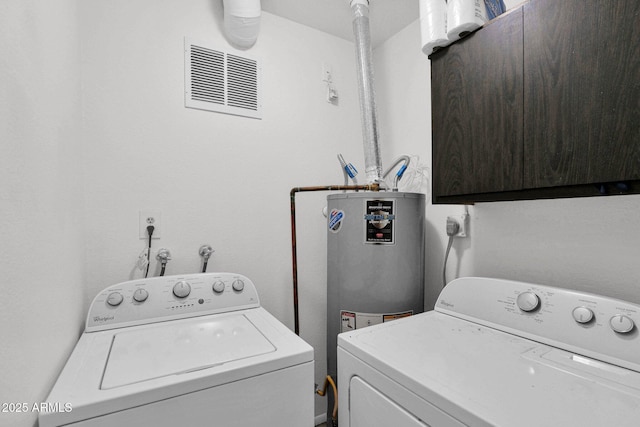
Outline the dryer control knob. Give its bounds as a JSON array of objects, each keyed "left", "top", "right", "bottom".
[
  {"left": 232, "top": 279, "right": 245, "bottom": 292},
  {"left": 107, "top": 292, "right": 124, "bottom": 307},
  {"left": 212, "top": 281, "right": 225, "bottom": 294},
  {"left": 133, "top": 288, "right": 149, "bottom": 303},
  {"left": 572, "top": 306, "right": 594, "bottom": 324},
  {"left": 516, "top": 292, "right": 540, "bottom": 312},
  {"left": 610, "top": 314, "right": 635, "bottom": 334},
  {"left": 173, "top": 281, "right": 191, "bottom": 298}
]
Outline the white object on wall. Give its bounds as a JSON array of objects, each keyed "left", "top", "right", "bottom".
[{"left": 223, "top": 0, "right": 261, "bottom": 49}]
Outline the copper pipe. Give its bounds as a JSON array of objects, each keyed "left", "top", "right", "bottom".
[{"left": 290, "top": 183, "right": 379, "bottom": 335}]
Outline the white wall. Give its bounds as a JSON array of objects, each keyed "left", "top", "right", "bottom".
[
  {"left": 374, "top": 18, "right": 640, "bottom": 309},
  {"left": 79, "top": 0, "right": 362, "bottom": 420},
  {"left": 0, "top": 1, "right": 86, "bottom": 427}
]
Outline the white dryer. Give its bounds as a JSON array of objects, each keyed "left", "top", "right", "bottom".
[
  {"left": 40, "top": 273, "right": 314, "bottom": 427},
  {"left": 338, "top": 277, "right": 640, "bottom": 427}
]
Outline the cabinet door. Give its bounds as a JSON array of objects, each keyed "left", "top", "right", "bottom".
[
  {"left": 524, "top": 0, "right": 640, "bottom": 188},
  {"left": 431, "top": 8, "right": 524, "bottom": 199}
]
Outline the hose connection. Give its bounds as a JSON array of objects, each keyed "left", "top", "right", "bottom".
[
  {"left": 199, "top": 245, "right": 214, "bottom": 273},
  {"left": 156, "top": 248, "right": 172, "bottom": 277}
]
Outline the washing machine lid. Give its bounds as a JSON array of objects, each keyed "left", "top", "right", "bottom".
[
  {"left": 102, "top": 313, "right": 275, "bottom": 389},
  {"left": 40, "top": 307, "right": 313, "bottom": 427}
]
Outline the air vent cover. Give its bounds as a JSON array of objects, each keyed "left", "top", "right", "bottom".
[{"left": 185, "top": 39, "right": 261, "bottom": 119}]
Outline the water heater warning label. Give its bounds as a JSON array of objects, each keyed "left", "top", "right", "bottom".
[
  {"left": 341, "top": 310, "right": 412, "bottom": 333},
  {"left": 364, "top": 200, "right": 395, "bottom": 244}
]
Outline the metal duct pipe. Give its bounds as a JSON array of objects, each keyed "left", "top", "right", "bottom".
[
  {"left": 350, "top": 0, "right": 383, "bottom": 184},
  {"left": 223, "top": 0, "right": 261, "bottom": 49}
]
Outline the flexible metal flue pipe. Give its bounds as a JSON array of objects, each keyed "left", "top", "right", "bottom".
[
  {"left": 290, "top": 183, "right": 380, "bottom": 335},
  {"left": 351, "top": 0, "right": 383, "bottom": 184}
]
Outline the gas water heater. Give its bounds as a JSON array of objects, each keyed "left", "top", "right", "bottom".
[{"left": 326, "top": 191, "right": 425, "bottom": 393}]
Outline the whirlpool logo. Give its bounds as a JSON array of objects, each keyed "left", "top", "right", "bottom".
[
  {"left": 439, "top": 300, "right": 454, "bottom": 308},
  {"left": 93, "top": 315, "right": 115, "bottom": 323}
]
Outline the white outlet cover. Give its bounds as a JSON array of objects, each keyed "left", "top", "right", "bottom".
[
  {"left": 455, "top": 214, "right": 468, "bottom": 237},
  {"left": 139, "top": 211, "right": 161, "bottom": 239}
]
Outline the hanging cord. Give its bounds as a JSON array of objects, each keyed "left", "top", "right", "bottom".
[
  {"left": 316, "top": 375, "right": 338, "bottom": 426},
  {"left": 144, "top": 226, "right": 155, "bottom": 278},
  {"left": 199, "top": 245, "right": 214, "bottom": 273},
  {"left": 442, "top": 219, "right": 460, "bottom": 288},
  {"left": 442, "top": 235, "right": 455, "bottom": 288}
]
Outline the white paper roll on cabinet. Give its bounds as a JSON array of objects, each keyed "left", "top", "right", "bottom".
[
  {"left": 419, "top": 0, "right": 450, "bottom": 56},
  {"left": 447, "top": 0, "right": 488, "bottom": 43}
]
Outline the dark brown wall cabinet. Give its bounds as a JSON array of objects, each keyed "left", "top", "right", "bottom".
[{"left": 431, "top": 0, "right": 640, "bottom": 204}]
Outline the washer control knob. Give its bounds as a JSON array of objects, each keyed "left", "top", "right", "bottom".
[
  {"left": 133, "top": 288, "right": 149, "bottom": 303},
  {"left": 172, "top": 281, "right": 191, "bottom": 298},
  {"left": 212, "top": 281, "right": 226, "bottom": 294},
  {"left": 516, "top": 292, "right": 540, "bottom": 312},
  {"left": 610, "top": 314, "right": 635, "bottom": 334},
  {"left": 572, "top": 306, "right": 594, "bottom": 324},
  {"left": 107, "top": 292, "right": 124, "bottom": 307},
  {"left": 232, "top": 279, "right": 245, "bottom": 292}
]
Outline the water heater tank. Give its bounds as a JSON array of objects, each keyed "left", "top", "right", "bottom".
[{"left": 326, "top": 191, "right": 425, "bottom": 412}]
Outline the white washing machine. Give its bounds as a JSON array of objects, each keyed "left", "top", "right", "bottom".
[
  {"left": 338, "top": 277, "right": 640, "bottom": 427},
  {"left": 39, "top": 273, "right": 314, "bottom": 427}
]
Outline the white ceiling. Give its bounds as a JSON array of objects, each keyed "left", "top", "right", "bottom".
[{"left": 261, "top": 0, "right": 420, "bottom": 47}]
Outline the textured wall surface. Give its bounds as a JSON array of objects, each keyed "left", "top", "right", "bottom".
[{"left": 0, "top": 1, "right": 86, "bottom": 426}]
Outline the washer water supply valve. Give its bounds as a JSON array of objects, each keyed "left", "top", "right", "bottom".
[
  {"left": 156, "top": 248, "right": 172, "bottom": 277},
  {"left": 199, "top": 245, "right": 214, "bottom": 273}
]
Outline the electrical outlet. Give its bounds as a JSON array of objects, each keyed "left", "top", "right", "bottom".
[
  {"left": 139, "top": 210, "right": 161, "bottom": 239},
  {"left": 447, "top": 214, "right": 469, "bottom": 237}
]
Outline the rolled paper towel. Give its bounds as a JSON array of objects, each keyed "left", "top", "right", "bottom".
[
  {"left": 419, "top": 0, "right": 450, "bottom": 56},
  {"left": 447, "top": 0, "right": 488, "bottom": 43}
]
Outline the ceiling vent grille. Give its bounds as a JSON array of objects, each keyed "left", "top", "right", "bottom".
[{"left": 185, "top": 39, "right": 261, "bottom": 119}]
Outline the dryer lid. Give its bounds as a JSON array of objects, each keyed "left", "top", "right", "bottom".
[{"left": 101, "top": 314, "right": 275, "bottom": 389}]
